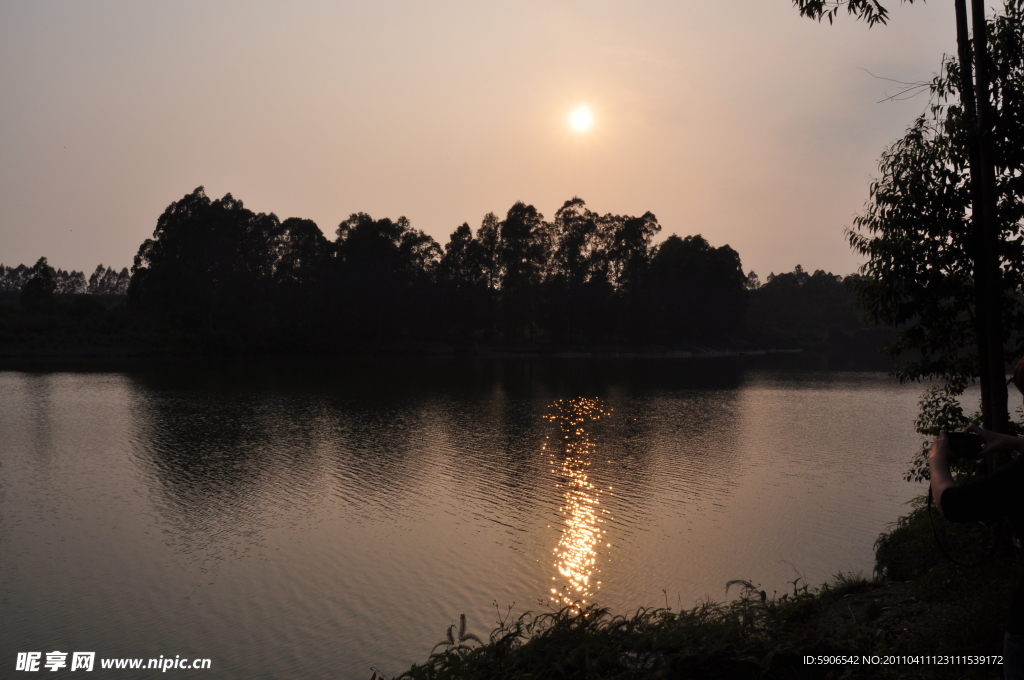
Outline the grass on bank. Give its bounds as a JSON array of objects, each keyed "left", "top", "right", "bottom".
[{"left": 379, "top": 497, "right": 1018, "bottom": 680}]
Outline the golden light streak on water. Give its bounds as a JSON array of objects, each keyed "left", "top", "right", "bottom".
[{"left": 542, "top": 397, "right": 611, "bottom": 609}]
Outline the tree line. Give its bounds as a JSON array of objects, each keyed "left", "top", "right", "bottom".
[
  {"left": 127, "top": 188, "right": 748, "bottom": 350},
  {"left": 2, "top": 189, "right": 867, "bottom": 354},
  {"left": 1, "top": 262, "right": 130, "bottom": 297}
]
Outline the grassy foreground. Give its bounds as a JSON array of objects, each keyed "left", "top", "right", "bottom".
[{"left": 380, "top": 498, "right": 1018, "bottom": 679}]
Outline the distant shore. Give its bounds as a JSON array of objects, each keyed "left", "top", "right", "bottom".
[{"left": 0, "top": 342, "right": 806, "bottom": 362}]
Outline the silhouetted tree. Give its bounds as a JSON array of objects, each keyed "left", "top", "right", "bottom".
[
  {"left": 847, "top": 1, "right": 1024, "bottom": 432},
  {"left": 437, "top": 223, "right": 492, "bottom": 340},
  {"left": 748, "top": 266, "right": 862, "bottom": 346},
  {"left": 549, "top": 199, "right": 607, "bottom": 289},
  {"left": 44, "top": 267, "right": 86, "bottom": 294},
  {"left": 605, "top": 211, "right": 661, "bottom": 342},
  {"left": 544, "top": 199, "right": 602, "bottom": 342},
  {"left": 333, "top": 213, "right": 440, "bottom": 342},
  {"left": 645, "top": 235, "right": 747, "bottom": 343},
  {"left": 20, "top": 257, "right": 57, "bottom": 313},
  {"left": 0, "top": 264, "right": 32, "bottom": 293},
  {"left": 498, "top": 202, "right": 550, "bottom": 341},
  {"left": 477, "top": 212, "right": 503, "bottom": 293},
  {"left": 129, "top": 187, "right": 280, "bottom": 347},
  {"left": 274, "top": 218, "right": 331, "bottom": 286},
  {"left": 791, "top": 0, "right": 1014, "bottom": 434},
  {"left": 608, "top": 212, "right": 660, "bottom": 293},
  {"left": 267, "top": 217, "right": 332, "bottom": 346},
  {"left": 88, "top": 265, "right": 130, "bottom": 295}
]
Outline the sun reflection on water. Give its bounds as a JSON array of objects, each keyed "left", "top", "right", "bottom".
[{"left": 543, "top": 397, "right": 611, "bottom": 608}]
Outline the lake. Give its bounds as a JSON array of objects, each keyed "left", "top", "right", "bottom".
[{"left": 0, "top": 356, "right": 941, "bottom": 678}]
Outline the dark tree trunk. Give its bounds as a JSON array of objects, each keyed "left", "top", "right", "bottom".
[
  {"left": 955, "top": 0, "right": 994, "bottom": 431},
  {"left": 970, "top": 0, "right": 1010, "bottom": 440},
  {"left": 956, "top": 0, "right": 1010, "bottom": 471}
]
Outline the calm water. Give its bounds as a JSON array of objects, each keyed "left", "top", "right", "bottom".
[{"left": 1, "top": 357, "right": 940, "bottom": 678}]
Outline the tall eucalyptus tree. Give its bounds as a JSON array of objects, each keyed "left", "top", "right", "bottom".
[{"left": 793, "top": 0, "right": 1014, "bottom": 433}]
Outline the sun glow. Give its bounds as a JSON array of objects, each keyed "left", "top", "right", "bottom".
[{"left": 569, "top": 105, "right": 594, "bottom": 133}]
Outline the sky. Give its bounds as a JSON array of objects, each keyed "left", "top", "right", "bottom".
[{"left": 0, "top": 0, "right": 997, "bottom": 279}]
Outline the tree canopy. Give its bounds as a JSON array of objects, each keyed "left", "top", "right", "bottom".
[
  {"left": 119, "top": 189, "right": 758, "bottom": 351},
  {"left": 845, "top": 1, "right": 1024, "bottom": 473},
  {"left": 19, "top": 257, "right": 57, "bottom": 314}
]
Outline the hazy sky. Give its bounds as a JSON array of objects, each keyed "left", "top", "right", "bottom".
[{"left": 0, "top": 1, "right": 992, "bottom": 278}]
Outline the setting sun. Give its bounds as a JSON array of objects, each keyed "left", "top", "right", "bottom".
[{"left": 569, "top": 105, "right": 594, "bottom": 133}]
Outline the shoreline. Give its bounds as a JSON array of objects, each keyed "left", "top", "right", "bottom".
[{"left": 0, "top": 343, "right": 805, "bottom": 362}]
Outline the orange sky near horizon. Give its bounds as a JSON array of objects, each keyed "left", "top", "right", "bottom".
[{"left": 0, "top": 0, "right": 994, "bottom": 279}]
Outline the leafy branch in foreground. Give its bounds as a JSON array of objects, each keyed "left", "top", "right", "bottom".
[{"left": 791, "top": 0, "right": 904, "bottom": 27}]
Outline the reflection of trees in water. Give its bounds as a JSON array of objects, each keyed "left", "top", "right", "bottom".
[
  {"left": 127, "top": 368, "right": 436, "bottom": 553},
  {"left": 610, "top": 388, "right": 745, "bottom": 523},
  {"left": 125, "top": 359, "right": 748, "bottom": 571},
  {"left": 323, "top": 402, "right": 436, "bottom": 526},
  {"left": 130, "top": 391, "right": 324, "bottom": 552},
  {"left": 544, "top": 398, "right": 611, "bottom": 608},
  {"left": 433, "top": 389, "right": 549, "bottom": 544},
  {"left": 17, "top": 373, "right": 58, "bottom": 463}
]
